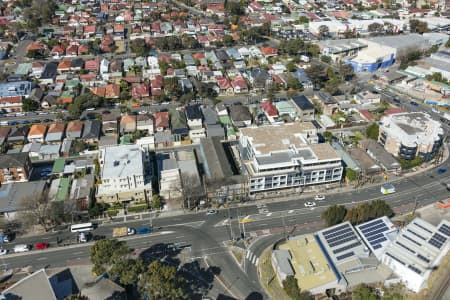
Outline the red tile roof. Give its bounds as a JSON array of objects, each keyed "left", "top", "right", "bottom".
[
  {"left": 260, "top": 101, "right": 278, "bottom": 117},
  {"left": 131, "top": 83, "right": 150, "bottom": 98},
  {"left": 154, "top": 111, "right": 169, "bottom": 128},
  {"left": 384, "top": 108, "right": 408, "bottom": 115}
]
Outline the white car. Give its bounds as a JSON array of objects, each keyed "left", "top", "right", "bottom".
[
  {"left": 314, "top": 195, "right": 325, "bottom": 201},
  {"left": 0, "top": 249, "right": 7, "bottom": 255},
  {"left": 304, "top": 201, "right": 316, "bottom": 208},
  {"left": 206, "top": 210, "right": 218, "bottom": 215}
]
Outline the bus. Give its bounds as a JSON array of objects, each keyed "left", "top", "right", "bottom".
[{"left": 70, "top": 223, "right": 94, "bottom": 233}]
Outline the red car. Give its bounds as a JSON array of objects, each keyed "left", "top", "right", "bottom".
[{"left": 35, "top": 242, "right": 49, "bottom": 250}]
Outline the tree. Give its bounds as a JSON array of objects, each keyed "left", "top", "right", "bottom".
[
  {"left": 324, "top": 78, "right": 342, "bottom": 95},
  {"left": 19, "top": 193, "right": 55, "bottom": 231},
  {"left": 68, "top": 92, "right": 104, "bottom": 118},
  {"left": 318, "top": 25, "right": 329, "bottom": 39},
  {"left": 322, "top": 205, "right": 347, "bottom": 227},
  {"left": 286, "top": 61, "right": 297, "bottom": 72},
  {"left": 287, "top": 77, "right": 303, "bottom": 91},
  {"left": 352, "top": 284, "right": 379, "bottom": 300},
  {"left": 109, "top": 258, "right": 145, "bottom": 286},
  {"left": 339, "top": 63, "right": 355, "bottom": 80},
  {"left": 152, "top": 194, "right": 161, "bottom": 210},
  {"left": 368, "top": 22, "right": 384, "bottom": 35},
  {"left": 90, "top": 239, "right": 130, "bottom": 275},
  {"left": 22, "top": 98, "right": 39, "bottom": 111},
  {"left": 323, "top": 131, "right": 333, "bottom": 143},
  {"left": 320, "top": 55, "right": 331, "bottom": 64},
  {"left": 222, "top": 34, "right": 234, "bottom": 47},
  {"left": 182, "top": 174, "right": 204, "bottom": 209},
  {"left": 129, "top": 38, "right": 148, "bottom": 57},
  {"left": 344, "top": 200, "right": 393, "bottom": 225},
  {"left": 280, "top": 38, "right": 304, "bottom": 55},
  {"left": 305, "top": 63, "right": 326, "bottom": 88},
  {"left": 366, "top": 123, "right": 379, "bottom": 140},
  {"left": 446, "top": 39, "right": 450, "bottom": 48},
  {"left": 345, "top": 168, "right": 359, "bottom": 181},
  {"left": 138, "top": 261, "right": 188, "bottom": 300},
  {"left": 398, "top": 156, "right": 424, "bottom": 169},
  {"left": 409, "top": 19, "right": 428, "bottom": 34},
  {"left": 282, "top": 275, "right": 311, "bottom": 300}
]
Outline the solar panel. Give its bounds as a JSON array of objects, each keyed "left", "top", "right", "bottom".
[
  {"left": 326, "top": 231, "right": 354, "bottom": 244},
  {"left": 373, "top": 244, "right": 382, "bottom": 250},
  {"left": 408, "top": 265, "right": 422, "bottom": 275},
  {"left": 323, "top": 223, "right": 351, "bottom": 236},
  {"left": 364, "top": 227, "right": 389, "bottom": 239},
  {"left": 336, "top": 251, "right": 354, "bottom": 261},
  {"left": 438, "top": 224, "right": 450, "bottom": 237},
  {"left": 358, "top": 219, "right": 383, "bottom": 231},
  {"left": 324, "top": 228, "right": 353, "bottom": 240},
  {"left": 328, "top": 235, "right": 357, "bottom": 248},
  {"left": 431, "top": 233, "right": 446, "bottom": 243},
  {"left": 333, "top": 241, "right": 361, "bottom": 254},
  {"left": 428, "top": 238, "right": 444, "bottom": 249},
  {"left": 439, "top": 224, "right": 450, "bottom": 237},
  {"left": 361, "top": 223, "right": 388, "bottom": 235},
  {"left": 367, "top": 233, "right": 384, "bottom": 242},
  {"left": 369, "top": 236, "right": 387, "bottom": 246}
]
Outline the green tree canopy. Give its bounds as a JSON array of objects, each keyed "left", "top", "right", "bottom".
[
  {"left": 345, "top": 168, "right": 359, "bottom": 181},
  {"left": 89, "top": 239, "right": 130, "bottom": 275},
  {"left": 323, "top": 131, "right": 333, "bottom": 143},
  {"left": 109, "top": 258, "right": 145, "bottom": 286},
  {"left": 344, "top": 200, "right": 393, "bottom": 225},
  {"left": 409, "top": 19, "right": 428, "bottom": 34},
  {"left": 138, "top": 261, "right": 188, "bottom": 300},
  {"left": 352, "top": 284, "right": 379, "bottom": 300},
  {"left": 366, "top": 123, "right": 379, "bottom": 140},
  {"left": 322, "top": 205, "right": 347, "bottom": 227},
  {"left": 287, "top": 77, "right": 303, "bottom": 91},
  {"left": 129, "top": 39, "right": 149, "bottom": 57},
  {"left": 22, "top": 98, "right": 39, "bottom": 111},
  {"left": 282, "top": 275, "right": 312, "bottom": 300}
]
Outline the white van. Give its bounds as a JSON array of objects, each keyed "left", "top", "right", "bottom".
[{"left": 14, "top": 244, "right": 29, "bottom": 253}]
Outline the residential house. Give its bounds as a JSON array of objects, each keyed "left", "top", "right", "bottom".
[
  {"left": 154, "top": 112, "right": 170, "bottom": 132},
  {"left": 66, "top": 121, "right": 83, "bottom": 139},
  {"left": 65, "top": 44, "right": 78, "bottom": 57},
  {"left": 0, "top": 152, "right": 32, "bottom": 184},
  {"left": 57, "top": 60, "right": 72, "bottom": 74},
  {"left": 0, "top": 127, "right": 10, "bottom": 146},
  {"left": 85, "top": 59, "right": 99, "bottom": 73},
  {"left": 120, "top": 115, "right": 137, "bottom": 134},
  {"left": 40, "top": 62, "right": 58, "bottom": 85},
  {"left": 8, "top": 126, "right": 29, "bottom": 145},
  {"left": 314, "top": 92, "right": 339, "bottom": 115},
  {"left": 46, "top": 123, "right": 65, "bottom": 144},
  {"left": 131, "top": 83, "right": 150, "bottom": 99},
  {"left": 250, "top": 68, "right": 272, "bottom": 92},
  {"left": 0, "top": 81, "right": 33, "bottom": 99},
  {"left": 102, "top": 113, "right": 119, "bottom": 136},
  {"left": 354, "top": 90, "right": 381, "bottom": 105},
  {"left": 185, "top": 105, "right": 205, "bottom": 143},
  {"left": 105, "top": 84, "right": 120, "bottom": 99},
  {"left": 170, "top": 109, "right": 189, "bottom": 137},
  {"left": 291, "top": 95, "right": 315, "bottom": 121},
  {"left": 70, "top": 58, "right": 84, "bottom": 72},
  {"left": 82, "top": 120, "right": 101, "bottom": 144},
  {"left": 360, "top": 139, "right": 401, "bottom": 173},
  {"left": 275, "top": 100, "right": 297, "bottom": 120},
  {"left": 215, "top": 77, "right": 234, "bottom": 95},
  {"left": 38, "top": 144, "right": 61, "bottom": 160},
  {"left": 28, "top": 124, "right": 47, "bottom": 143},
  {"left": 70, "top": 174, "right": 95, "bottom": 211},
  {"left": 260, "top": 101, "right": 280, "bottom": 123},
  {"left": 231, "top": 76, "right": 248, "bottom": 94},
  {"left": 260, "top": 47, "right": 278, "bottom": 58},
  {"left": 229, "top": 105, "right": 252, "bottom": 127},
  {"left": 0, "top": 96, "right": 22, "bottom": 113},
  {"left": 137, "top": 114, "right": 154, "bottom": 134}
]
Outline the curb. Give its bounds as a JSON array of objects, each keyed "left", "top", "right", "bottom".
[{"left": 203, "top": 256, "right": 239, "bottom": 299}]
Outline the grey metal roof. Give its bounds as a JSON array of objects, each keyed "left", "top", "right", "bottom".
[
  {"left": 185, "top": 104, "right": 203, "bottom": 120},
  {"left": 0, "top": 180, "right": 46, "bottom": 213},
  {"left": 2, "top": 269, "right": 57, "bottom": 300},
  {"left": 291, "top": 95, "right": 314, "bottom": 110},
  {"left": 272, "top": 250, "right": 294, "bottom": 276},
  {"left": 201, "top": 106, "right": 219, "bottom": 125}
]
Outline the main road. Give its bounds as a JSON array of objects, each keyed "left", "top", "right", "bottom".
[{"left": 2, "top": 153, "right": 450, "bottom": 298}]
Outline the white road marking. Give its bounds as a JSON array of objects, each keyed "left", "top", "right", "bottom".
[
  {"left": 73, "top": 251, "right": 83, "bottom": 255},
  {"left": 266, "top": 213, "right": 272, "bottom": 217},
  {"left": 37, "top": 257, "right": 47, "bottom": 261},
  {"left": 246, "top": 251, "right": 251, "bottom": 259},
  {"left": 288, "top": 210, "right": 294, "bottom": 213},
  {"left": 252, "top": 255, "right": 257, "bottom": 265},
  {"left": 175, "top": 236, "right": 185, "bottom": 239},
  {"left": 255, "top": 258, "right": 259, "bottom": 266}
]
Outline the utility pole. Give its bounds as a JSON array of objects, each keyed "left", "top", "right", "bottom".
[{"left": 228, "top": 206, "right": 234, "bottom": 241}]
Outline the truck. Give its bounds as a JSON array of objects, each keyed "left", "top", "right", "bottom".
[
  {"left": 381, "top": 184, "right": 396, "bottom": 195},
  {"left": 112, "top": 227, "right": 136, "bottom": 238}
]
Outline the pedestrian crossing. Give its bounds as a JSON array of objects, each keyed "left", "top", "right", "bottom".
[{"left": 246, "top": 250, "right": 259, "bottom": 266}]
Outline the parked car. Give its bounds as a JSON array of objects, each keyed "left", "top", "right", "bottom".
[
  {"left": 410, "top": 101, "right": 419, "bottom": 106},
  {"left": 206, "top": 210, "right": 218, "bottom": 215},
  {"left": 35, "top": 242, "right": 49, "bottom": 250},
  {"left": 0, "top": 248, "right": 7, "bottom": 255},
  {"left": 14, "top": 244, "right": 29, "bottom": 253},
  {"left": 314, "top": 195, "right": 325, "bottom": 201},
  {"left": 137, "top": 227, "right": 152, "bottom": 234},
  {"left": 304, "top": 202, "right": 316, "bottom": 208},
  {"left": 438, "top": 168, "right": 447, "bottom": 174}
]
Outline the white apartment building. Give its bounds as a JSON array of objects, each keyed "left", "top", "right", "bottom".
[
  {"left": 239, "top": 123, "right": 343, "bottom": 193},
  {"left": 379, "top": 112, "right": 443, "bottom": 161},
  {"left": 96, "top": 144, "right": 152, "bottom": 204},
  {"left": 381, "top": 218, "right": 450, "bottom": 293},
  {"left": 158, "top": 153, "right": 183, "bottom": 204}
]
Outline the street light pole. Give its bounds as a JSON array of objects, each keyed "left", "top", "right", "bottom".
[{"left": 228, "top": 206, "right": 234, "bottom": 241}]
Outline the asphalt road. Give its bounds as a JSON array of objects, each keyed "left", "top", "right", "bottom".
[{"left": 2, "top": 154, "right": 450, "bottom": 298}]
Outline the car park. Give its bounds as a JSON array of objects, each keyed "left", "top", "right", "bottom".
[
  {"left": 35, "top": 242, "right": 49, "bottom": 250},
  {"left": 304, "top": 201, "right": 316, "bottom": 208},
  {"left": 206, "top": 210, "right": 218, "bottom": 215}
]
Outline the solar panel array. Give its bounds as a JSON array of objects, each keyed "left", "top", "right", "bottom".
[
  {"left": 428, "top": 232, "right": 447, "bottom": 249},
  {"left": 358, "top": 218, "right": 390, "bottom": 251},
  {"left": 438, "top": 224, "right": 450, "bottom": 237},
  {"left": 322, "top": 223, "right": 361, "bottom": 261}
]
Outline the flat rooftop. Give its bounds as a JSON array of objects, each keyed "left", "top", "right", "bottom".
[
  {"left": 100, "top": 144, "right": 144, "bottom": 178},
  {"left": 240, "top": 123, "right": 314, "bottom": 154},
  {"left": 279, "top": 234, "right": 339, "bottom": 291}
]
